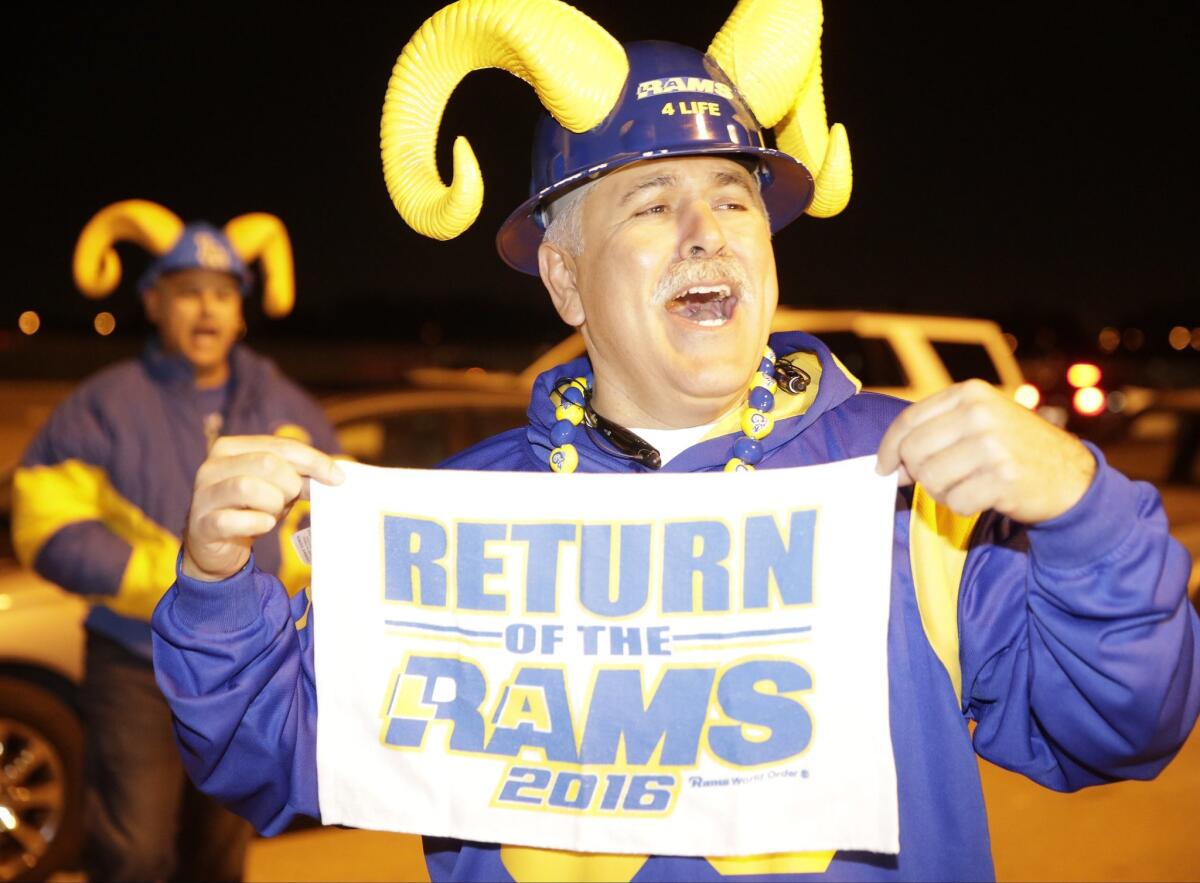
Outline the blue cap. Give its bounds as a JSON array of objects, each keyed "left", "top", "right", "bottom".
[
  {"left": 137, "top": 222, "right": 253, "bottom": 294},
  {"left": 496, "top": 41, "right": 814, "bottom": 275}
]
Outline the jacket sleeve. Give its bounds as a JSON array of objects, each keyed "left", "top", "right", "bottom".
[
  {"left": 13, "top": 389, "right": 179, "bottom": 619},
  {"left": 151, "top": 555, "right": 319, "bottom": 834},
  {"left": 959, "top": 447, "right": 1200, "bottom": 790}
]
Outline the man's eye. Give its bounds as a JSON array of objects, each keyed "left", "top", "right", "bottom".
[
  {"left": 717, "top": 201, "right": 747, "bottom": 211},
  {"left": 635, "top": 204, "right": 668, "bottom": 217}
]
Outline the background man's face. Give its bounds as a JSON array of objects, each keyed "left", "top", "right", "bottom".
[
  {"left": 143, "top": 268, "right": 243, "bottom": 384},
  {"left": 570, "top": 155, "right": 778, "bottom": 426}
]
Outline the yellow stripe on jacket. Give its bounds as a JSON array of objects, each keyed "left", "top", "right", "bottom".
[
  {"left": 498, "top": 846, "right": 836, "bottom": 881},
  {"left": 908, "top": 484, "right": 981, "bottom": 705},
  {"left": 276, "top": 499, "right": 312, "bottom": 596},
  {"left": 13, "top": 458, "right": 180, "bottom": 620}
]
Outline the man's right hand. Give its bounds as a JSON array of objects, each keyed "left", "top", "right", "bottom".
[{"left": 182, "top": 435, "right": 345, "bottom": 582}]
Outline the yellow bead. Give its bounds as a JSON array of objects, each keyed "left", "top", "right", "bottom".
[
  {"left": 762, "top": 345, "right": 776, "bottom": 364},
  {"left": 724, "top": 458, "right": 754, "bottom": 472},
  {"left": 741, "top": 408, "right": 774, "bottom": 440},
  {"left": 748, "top": 372, "right": 778, "bottom": 394},
  {"left": 549, "top": 444, "right": 579, "bottom": 473},
  {"left": 556, "top": 402, "right": 584, "bottom": 425}
]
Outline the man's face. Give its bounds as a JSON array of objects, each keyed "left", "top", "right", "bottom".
[
  {"left": 143, "top": 268, "right": 243, "bottom": 384},
  {"left": 545, "top": 155, "right": 778, "bottom": 428}
]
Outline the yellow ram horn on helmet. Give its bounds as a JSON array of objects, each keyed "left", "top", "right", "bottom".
[
  {"left": 224, "top": 213, "right": 296, "bottom": 318},
  {"left": 707, "top": 0, "right": 823, "bottom": 128},
  {"left": 73, "top": 200, "right": 185, "bottom": 298},
  {"left": 775, "top": 61, "right": 852, "bottom": 218},
  {"left": 380, "top": 0, "right": 628, "bottom": 241},
  {"left": 708, "top": 0, "right": 852, "bottom": 219}
]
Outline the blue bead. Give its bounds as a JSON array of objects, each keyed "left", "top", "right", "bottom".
[
  {"left": 759, "top": 356, "right": 775, "bottom": 375},
  {"left": 749, "top": 387, "right": 775, "bottom": 412},
  {"left": 550, "top": 419, "right": 577, "bottom": 446},
  {"left": 562, "top": 386, "right": 586, "bottom": 406},
  {"left": 733, "top": 436, "right": 763, "bottom": 465}
]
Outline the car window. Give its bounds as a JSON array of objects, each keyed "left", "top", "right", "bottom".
[
  {"left": 929, "top": 341, "right": 1002, "bottom": 384},
  {"left": 812, "top": 332, "right": 909, "bottom": 388},
  {"left": 337, "top": 407, "right": 527, "bottom": 468}
]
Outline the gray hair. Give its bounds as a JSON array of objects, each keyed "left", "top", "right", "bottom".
[{"left": 541, "top": 180, "right": 594, "bottom": 256}]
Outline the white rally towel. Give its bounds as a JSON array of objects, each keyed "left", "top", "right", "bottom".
[{"left": 311, "top": 456, "right": 899, "bottom": 857}]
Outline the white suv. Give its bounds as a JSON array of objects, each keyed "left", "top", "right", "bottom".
[{"left": 404, "top": 307, "right": 1027, "bottom": 404}]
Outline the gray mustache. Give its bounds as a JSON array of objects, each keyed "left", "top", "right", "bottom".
[{"left": 651, "top": 257, "right": 753, "bottom": 307}]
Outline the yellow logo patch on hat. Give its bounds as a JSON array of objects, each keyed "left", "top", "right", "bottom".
[{"left": 194, "top": 231, "right": 233, "bottom": 271}]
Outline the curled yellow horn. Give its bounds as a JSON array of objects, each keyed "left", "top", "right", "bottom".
[
  {"left": 775, "top": 47, "right": 853, "bottom": 218},
  {"left": 73, "top": 200, "right": 184, "bottom": 298},
  {"left": 224, "top": 213, "right": 295, "bottom": 318},
  {"left": 709, "top": 0, "right": 852, "bottom": 218},
  {"left": 707, "top": 0, "right": 823, "bottom": 128},
  {"left": 381, "top": 0, "right": 628, "bottom": 241}
]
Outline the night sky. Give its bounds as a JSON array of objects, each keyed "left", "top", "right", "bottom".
[{"left": 7, "top": 3, "right": 1196, "bottom": 358}]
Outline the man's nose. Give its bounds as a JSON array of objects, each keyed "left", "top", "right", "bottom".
[{"left": 678, "top": 200, "right": 727, "bottom": 260}]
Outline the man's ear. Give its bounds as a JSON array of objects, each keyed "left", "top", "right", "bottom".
[
  {"left": 142, "top": 288, "right": 162, "bottom": 325},
  {"left": 538, "top": 242, "right": 585, "bottom": 328}
]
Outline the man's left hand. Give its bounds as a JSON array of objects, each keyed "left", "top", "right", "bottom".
[{"left": 876, "top": 379, "right": 1096, "bottom": 523}]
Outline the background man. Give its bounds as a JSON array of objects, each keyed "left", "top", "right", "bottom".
[
  {"left": 151, "top": 2, "right": 1200, "bottom": 881},
  {"left": 13, "top": 200, "right": 338, "bottom": 882}
]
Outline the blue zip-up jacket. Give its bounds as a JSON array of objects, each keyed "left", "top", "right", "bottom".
[
  {"left": 151, "top": 332, "right": 1200, "bottom": 881},
  {"left": 14, "top": 341, "right": 338, "bottom": 660}
]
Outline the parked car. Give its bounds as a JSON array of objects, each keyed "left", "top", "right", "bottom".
[
  {"left": 407, "top": 307, "right": 1028, "bottom": 405},
  {"left": 1096, "top": 392, "right": 1200, "bottom": 603},
  {"left": 0, "top": 472, "right": 87, "bottom": 883}
]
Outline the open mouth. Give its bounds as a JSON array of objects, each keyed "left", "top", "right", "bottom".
[{"left": 664, "top": 284, "right": 737, "bottom": 327}]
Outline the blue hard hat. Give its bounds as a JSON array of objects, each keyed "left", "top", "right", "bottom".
[
  {"left": 137, "top": 222, "right": 253, "bottom": 294},
  {"left": 496, "top": 41, "right": 814, "bottom": 275}
]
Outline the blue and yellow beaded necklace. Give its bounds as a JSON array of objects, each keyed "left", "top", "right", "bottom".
[{"left": 548, "top": 345, "right": 791, "bottom": 473}]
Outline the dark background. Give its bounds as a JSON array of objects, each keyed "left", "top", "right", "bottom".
[{"left": 5, "top": 2, "right": 1196, "bottom": 377}]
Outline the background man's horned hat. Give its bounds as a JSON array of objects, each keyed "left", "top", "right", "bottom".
[
  {"left": 72, "top": 199, "right": 296, "bottom": 318},
  {"left": 380, "top": 0, "right": 851, "bottom": 274}
]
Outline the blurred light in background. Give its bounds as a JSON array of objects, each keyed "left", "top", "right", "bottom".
[
  {"left": 1073, "top": 386, "right": 1106, "bottom": 417},
  {"left": 1106, "top": 389, "right": 1127, "bottom": 413},
  {"left": 1014, "top": 383, "right": 1040, "bottom": 410},
  {"left": 18, "top": 310, "right": 41, "bottom": 335},
  {"left": 1098, "top": 326, "right": 1120, "bottom": 354},
  {"left": 94, "top": 311, "right": 116, "bottom": 336},
  {"left": 1168, "top": 326, "right": 1190, "bottom": 351},
  {"left": 1122, "top": 327, "right": 1145, "bottom": 352},
  {"left": 1191, "top": 327, "right": 1200, "bottom": 352},
  {"left": 1002, "top": 332, "right": 1018, "bottom": 352},
  {"left": 1067, "top": 363, "right": 1102, "bottom": 388}
]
